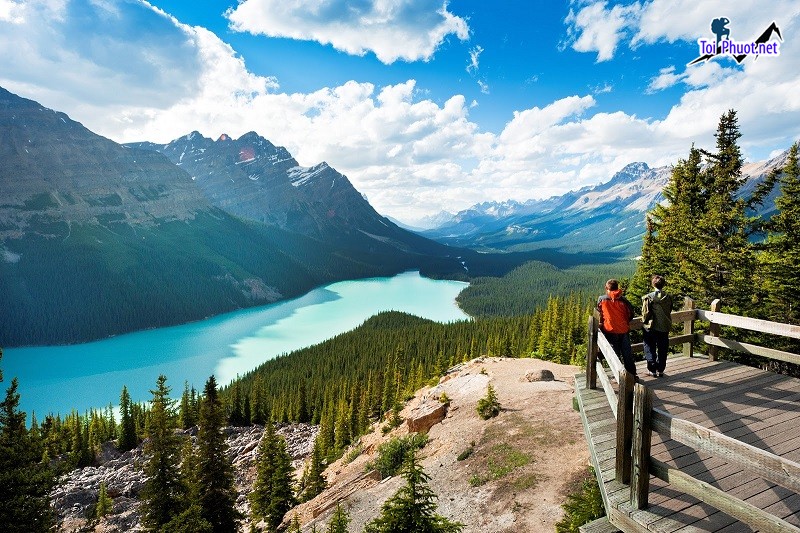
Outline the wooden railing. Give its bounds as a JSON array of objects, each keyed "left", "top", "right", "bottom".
[{"left": 584, "top": 299, "right": 800, "bottom": 533}]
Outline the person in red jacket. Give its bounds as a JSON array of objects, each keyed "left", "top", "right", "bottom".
[{"left": 597, "top": 279, "right": 636, "bottom": 376}]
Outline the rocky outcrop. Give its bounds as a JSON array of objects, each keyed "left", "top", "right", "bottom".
[
  {"left": 406, "top": 400, "right": 448, "bottom": 434},
  {"left": 51, "top": 424, "right": 318, "bottom": 533}
]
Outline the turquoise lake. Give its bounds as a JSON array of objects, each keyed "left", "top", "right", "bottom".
[{"left": 3, "top": 271, "right": 469, "bottom": 418}]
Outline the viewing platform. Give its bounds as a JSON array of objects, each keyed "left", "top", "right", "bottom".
[{"left": 575, "top": 300, "right": 800, "bottom": 532}]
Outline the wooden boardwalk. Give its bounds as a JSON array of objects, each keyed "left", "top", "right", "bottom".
[{"left": 577, "top": 354, "right": 800, "bottom": 532}]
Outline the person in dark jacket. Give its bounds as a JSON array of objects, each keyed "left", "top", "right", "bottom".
[
  {"left": 597, "top": 279, "right": 636, "bottom": 376},
  {"left": 641, "top": 275, "right": 673, "bottom": 377}
]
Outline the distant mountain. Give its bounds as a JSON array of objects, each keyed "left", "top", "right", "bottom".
[
  {"left": 0, "top": 87, "right": 468, "bottom": 346},
  {"left": 423, "top": 156, "right": 787, "bottom": 255},
  {"left": 126, "top": 132, "right": 450, "bottom": 258}
]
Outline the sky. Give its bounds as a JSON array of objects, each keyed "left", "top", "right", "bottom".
[{"left": 1, "top": 1, "right": 798, "bottom": 225}]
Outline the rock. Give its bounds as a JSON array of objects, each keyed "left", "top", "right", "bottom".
[
  {"left": 406, "top": 401, "right": 448, "bottom": 434},
  {"left": 524, "top": 369, "right": 555, "bottom": 382}
]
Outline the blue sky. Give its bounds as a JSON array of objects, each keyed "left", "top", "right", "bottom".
[{"left": 1, "top": 1, "right": 798, "bottom": 224}]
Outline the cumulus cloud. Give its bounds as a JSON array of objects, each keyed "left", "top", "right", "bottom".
[
  {"left": 225, "top": 0, "right": 470, "bottom": 64},
  {"left": 564, "top": 1, "right": 641, "bottom": 61},
  {"left": 3, "top": 0, "right": 800, "bottom": 222}
]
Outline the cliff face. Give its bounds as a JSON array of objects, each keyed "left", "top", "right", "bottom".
[{"left": 0, "top": 87, "right": 207, "bottom": 236}]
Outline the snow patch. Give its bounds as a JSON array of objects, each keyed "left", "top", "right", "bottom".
[{"left": 288, "top": 165, "right": 326, "bottom": 187}]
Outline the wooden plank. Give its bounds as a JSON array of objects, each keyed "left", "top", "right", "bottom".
[
  {"left": 616, "top": 370, "right": 635, "bottom": 485},
  {"left": 649, "top": 458, "right": 800, "bottom": 533},
  {"left": 673, "top": 382, "right": 800, "bottom": 431},
  {"left": 707, "top": 299, "right": 722, "bottom": 361},
  {"left": 578, "top": 517, "right": 620, "bottom": 533},
  {"left": 653, "top": 368, "right": 785, "bottom": 416},
  {"left": 650, "top": 363, "right": 773, "bottom": 403},
  {"left": 596, "top": 362, "right": 618, "bottom": 418},
  {"left": 598, "top": 332, "right": 623, "bottom": 381},
  {"left": 700, "top": 334, "right": 800, "bottom": 366},
  {"left": 683, "top": 297, "right": 695, "bottom": 358},
  {"left": 651, "top": 408, "right": 800, "bottom": 494},
  {"left": 588, "top": 314, "right": 599, "bottom": 389},
  {"left": 630, "top": 383, "right": 652, "bottom": 509},
  {"left": 696, "top": 309, "right": 800, "bottom": 339}
]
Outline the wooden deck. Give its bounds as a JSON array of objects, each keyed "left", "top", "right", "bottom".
[{"left": 577, "top": 354, "right": 800, "bottom": 532}]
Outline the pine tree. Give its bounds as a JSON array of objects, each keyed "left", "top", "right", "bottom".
[
  {"left": 695, "top": 109, "right": 753, "bottom": 312},
  {"left": 196, "top": 376, "right": 242, "bottom": 531},
  {"left": 141, "top": 375, "right": 186, "bottom": 530},
  {"left": 476, "top": 384, "right": 501, "bottom": 420},
  {"left": 118, "top": 386, "right": 137, "bottom": 452},
  {"left": 0, "top": 359, "right": 55, "bottom": 532},
  {"left": 301, "top": 435, "right": 326, "bottom": 502},
  {"left": 251, "top": 421, "right": 297, "bottom": 528},
  {"left": 180, "top": 381, "right": 198, "bottom": 429},
  {"left": 94, "top": 481, "right": 113, "bottom": 518},
  {"left": 266, "top": 437, "right": 297, "bottom": 530},
  {"left": 288, "top": 514, "right": 302, "bottom": 533},
  {"left": 327, "top": 502, "right": 350, "bottom": 533},
  {"left": 760, "top": 143, "right": 800, "bottom": 325},
  {"left": 363, "top": 452, "right": 463, "bottom": 533}
]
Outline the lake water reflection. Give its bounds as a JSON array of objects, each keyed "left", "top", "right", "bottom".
[{"left": 3, "top": 271, "right": 468, "bottom": 417}]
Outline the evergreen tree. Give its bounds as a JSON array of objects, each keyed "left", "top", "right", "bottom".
[
  {"left": 179, "top": 381, "right": 198, "bottom": 429},
  {"left": 288, "top": 514, "right": 302, "bottom": 533},
  {"left": 695, "top": 109, "right": 753, "bottom": 312},
  {"left": 196, "top": 376, "right": 242, "bottom": 532},
  {"left": 476, "top": 384, "right": 501, "bottom": 420},
  {"left": 363, "top": 452, "right": 463, "bottom": 533},
  {"left": 118, "top": 386, "right": 137, "bottom": 452},
  {"left": 0, "top": 355, "right": 55, "bottom": 532},
  {"left": 94, "top": 481, "right": 113, "bottom": 518},
  {"left": 251, "top": 422, "right": 297, "bottom": 528},
  {"left": 301, "top": 435, "right": 327, "bottom": 502},
  {"left": 760, "top": 143, "right": 800, "bottom": 325},
  {"left": 266, "top": 437, "right": 297, "bottom": 530},
  {"left": 141, "top": 375, "right": 186, "bottom": 530},
  {"left": 327, "top": 502, "right": 350, "bottom": 533}
]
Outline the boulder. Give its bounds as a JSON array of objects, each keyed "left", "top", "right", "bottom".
[
  {"left": 406, "top": 401, "right": 448, "bottom": 434},
  {"left": 524, "top": 369, "right": 555, "bottom": 382}
]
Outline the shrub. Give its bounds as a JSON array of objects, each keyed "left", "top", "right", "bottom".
[
  {"left": 367, "top": 433, "right": 429, "bottom": 478},
  {"left": 555, "top": 467, "right": 605, "bottom": 533},
  {"left": 476, "top": 384, "right": 501, "bottom": 420},
  {"left": 439, "top": 392, "right": 451, "bottom": 406}
]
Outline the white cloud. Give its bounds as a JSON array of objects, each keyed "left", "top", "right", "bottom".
[
  {"left": 646, "top": 66, "right": 683, "bottom": 92},
  {"left": 466, "top": 45, "right": 483, "bottom": 73},
  {"left": 564, "top": 1, "right": 641, "bottom": 61},
  {"left": 225, "top": 0, "right": 470, "bottom": 64},
  {"left": 477, "top": 80, "right": 489, "bottom": 94}
]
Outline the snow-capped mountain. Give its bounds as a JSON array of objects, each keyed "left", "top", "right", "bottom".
[
  {"left": 127, "top": 132, "right": 452, "bottom": 257},
  {"left": 423, "top": 156, "right": 783, "bottom": 255}
]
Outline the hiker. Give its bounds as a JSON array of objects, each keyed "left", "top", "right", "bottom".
[
  {"left": 642, "top": 275, "right": 673, "bottom": 377},
  {"left": 597, "top": 279, "right": 636, "bottom": 376}
]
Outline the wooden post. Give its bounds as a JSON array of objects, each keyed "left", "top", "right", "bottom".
[
  {"left": 587, "top": 314, "right": 598, "bottom": 389},
  {"left": 615, "top": 369, "right": 635, "bottom": 484},
  {"left": 682, "top": 297, "right": 695, "bottom": 358},
  {"left": 708, "top": 298, "right": 722, "bottom": 361},
  {"left": 630, "top": 382, "right": 653, "bottom": 509}
]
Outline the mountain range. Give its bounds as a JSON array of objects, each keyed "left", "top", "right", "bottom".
[
  {"left": 422, "top": 154, "right": 788, "bottom": 254},
  {"left": 0, "top": 87, "right": 475, "bottom": 346}
]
